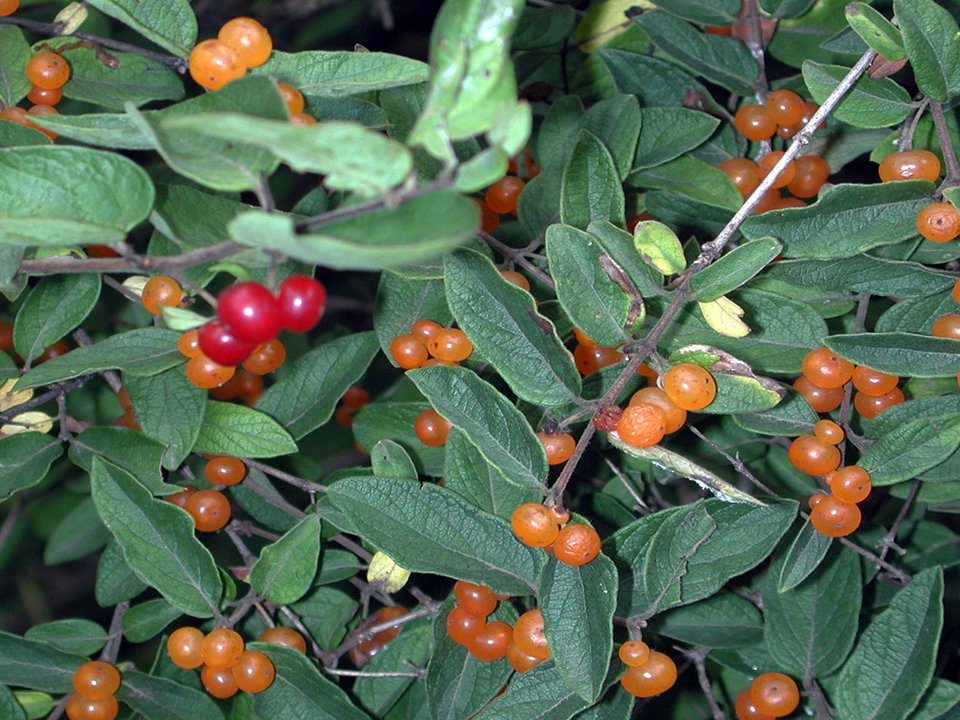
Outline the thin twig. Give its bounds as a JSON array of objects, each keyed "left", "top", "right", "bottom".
[
  {"left": 931, "top": 101, "right": 960, "bottom": 186},
  {"left": 332, "top": 533, "right": 373, "bottom": 562},
  {"left": 898, "top": 98, "right": 929, "bottom": 152},
  {"left": 0, "top": 377, "right": 89, "bottom": 425},
  {"left": 17, "top": 241, "right": 244, "bottom": 276},
  {"left": 328, "top": 605, "right": 438, "bottom": 663},
  {"left": 680, "top": 647, "right": 726, "bottom": 720},
  {"left": 98, "top": 600, "right": 130, "bottom": 664},
  {"left": 224, "top": 522, "right": 258, "bottom": 565},
  {"left": 239, "top": 476, "right": 306, "bottom": 520},
  {"left": 278, "top": 605, "right": 334, "bottom": 664},
  {"left": 244, "top": 458, "right": 327, "bottom": 493},
  {"left": 877, "top": 478, "right": 920, "bottom": 561},
  {"left": 480, "top": 231, "right": 556, "bottom": 290},
  {"left": 323, "top": 667, "right": 425, "bottom": 678},
  {"left": 296, "top": 177, "right": 450, "bottom": 231}
]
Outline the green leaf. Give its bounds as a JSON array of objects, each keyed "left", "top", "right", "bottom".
[
  {"left": 740, "top": 181, "right": 933, "bottom": 258},
  {"left": 194, "top": 401, "right": 297, "bottom": 459},
  {"left": 354, "top": 618, "right": 432, "bottom": 716},
  {"left": 540, "top": 554, "right": 617, "bottom": 702},
  {"left": 599, "top": 49, "right": 725, "bottom": 111},
  {"left": 125, "top": 367, "right": 206, "bottom": 470},
  {"left": 472, "top": 661, "right": 606, "bottom": 720},
  {"left": 0, "top": 145, "right": 154, "bottom": 248},
  {"left": 288, "top": 587, "right": 358, "bottom": 651},
  {"left": 0, "top": 26, "right": 31, "bottom": 107},
  {"left": 586, "top": 220, "right": 664, "bottom": 299},
  {"left": 845, "top": 3, "right": 906, "bottom": 61},
  {"left": 444, "top": 248, "right": 581, "bottom": 406},
  {"left": 254, "top": 332, "right": 379, "bottom": 440},
  {"left": 370, "top": 439, "right": 419, "bottom": 481},
  {"left": 777, "top": 522, "right": 833, "bottom": 592},
  {"left": 0, "top": 684, "right": 25, "bottom": 720},
  {"left": 894, "top": 0, "right": 960, "bottom": 101},
  {"left": 514, "top": 5, "right": 577, "bottom": 49},
  {"left": 249, "top": 516, "right": 321, "bottom": 605},
  {"left": 252, "top": 50, "right": 428, "bottom": 97},
  {"left": 635, "top": 10, "right": 759, "bottom": 94},
  {"left": 409, "top": 366, "right": 548, "bottom": 490},
  {"left": 650, "top": 0, "right": 739, "bottom": 25},
  {"left": 90, "top": 458, "right": 222, "bottom": 618},
  {"left": 912, "top": 679, "right": 960, "bottom": 720},
  {"left": 699, "top": 371, "right": 784, "bottom": 415},
  {"left": 116, "top": 670, "right": 226, "bottom": 720},
  {"left": 13, "top": 275, "right": 99, "bottom": 362},
  {"left": 85, "top": 0, "right": 197, "bottom": 57},
  {"left": 765, "top": 546, "right": 860, "bottom": 677},
  {"left": 0, "top": 630, "right": 82, "bottom": 692},
  {"left": 803, "top": 60, "right": 912, "bottom": 128},
  {"left": 230, "top": 190, "right": 478, "bottom": 271},
  {"left": 95, "top": 538, "right": 147, "bottom": 607},
  {"left": 691, "top": 238, "right": 782, "bottom": 302},
  {"left": 580, "top": 95, "right": 642, "bottom": 181},
  {"left": 374, "top": 274, "right": 453, "bottom": 358},
  {"left": 760, "top": 0, "right": 817, "bottom": 17},
  {"left": 68, "top": 427, "right": 164, "bottom": 497},
  {"left": 644, "top": 190, "right": 734, "bottom": 237},
  {"left": 24, "top": 619, "right": 108, "bottom": 656},
  {"left": 488, "top": 101, "right": 533, "bottom": 158},
  {"left": 764, "top": 255, "right": 955, "bottom": 298},
  {"left": 630, "top": 156, "right": 742, "bottom": 210},
  {"left": 328, "top": 476, "right": 543, "bottom": 596},
  {"left": 652, "top": 592, "right": 763, "bottom": 648},
  {"left": 826, "top": 332, "right": 960, "bottom": 377},
  {"left": 231, "top": 469, "right": 298, "bottom": 534},
  {"left": 633, "top": 107, "right": 720, "bottom": 171},
  {"left": 0, "top": 119, "right": 51, "bottom": 147},
  {"left": 547, "top": 223, "right": 633, "bottom": 346},
  {"left": 836, "top": 567, "right": 944, "bottom": 720},
  {"left": 0, "top": 433, "right": 62, "bottom": 500},
  {"left": 561, "top": 129, "right": 625, "bottom": 229},
  {"left": 455, "top": 147, "right": 510, "bottom": 192},
  {"left": 353, "top": 402, "right": 445, "bottom": 477},
  {"left": 122, "top": 599, "right": 182, "bottom": 643},
  {"left": 633, "top": 221, "right": 686, "bottom": 275},
  {"left": 15, "top": 329, "right": 183, "bottom": 391},
  {"left": 44, "top": 497, "right": 110, "bottom": 565},
  {"left": 859, "top": 414, "right": 960, "bottom": 485}
]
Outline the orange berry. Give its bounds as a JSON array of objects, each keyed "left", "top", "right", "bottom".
[
  {"left": 594, "top": 405, "right": 624, "bottom": 432},
  {"left": 500, "top": 270, "right": 530, "bottom": 291},
  {"left": 454, "top": 580, "right": 498, "bottom": 618},
  {"left": 201, "top": 665, "right": 238, "bottom": 699},
  {"left": 618, "top": 640, "right": 651, "bottom": 667},
  {"left": 390, "top": 334, "right": 428, "bottom": 369},
  {"left": 241, "top": 338, "right": 286, "bottom": 375},
  {"left": 620, "top": 651, "right": 678, "bottom": 697},
  {"left": 953, "top": 277, "right": 960, "bottom": 305},
  {"left": 0, "top": 0, "right": 19, "bottom": 16},
  {"left": 735, "top": 688, "right": 776, "bottom": 720},
  {"left": 185, "top": 353, "right": 235, "bottom": 389},
  {"left": 917, "top": 202, "right": 960, "bottom": 242},
  {"left": 410, "top": 319, "right": 443, "bottom": 345},
  {"left": 185, "top": 490, "right": 231, "bottom": 532},
  {"left": 793, "top": 376, "right": 843, "bottom": 413},
  {"left": 204, "top": 456, "right": 246, "bottom": 486},
  {"left": 719, "top": 158, "right": 761, "bottom": 199},
  {"left": 878, "top": 150, "right": 941, "bottom": 183},
  {"left": 573, "top": 328, "right": 598, "bottom": 347},
  {"left": 0, "top": 107, "right": 28, "bottom": 127},
  {"left": 65, "top": 693, "right": 118, "bottom": 720},
  {"left": 218, "top": 17, "right": 273, "bottom": 68},
  {"left": 446, "top": 605, "right": 484, "bottom": 646},
  {"left": 167, "top": 627, "right": 205, "bottom": 669},
  {"left": 750, "top": 672, "right": 800, "bottom": 717},
  {"left": 808, "top": 493, "right": 826, "bottom": 509},
  {"left": 854, "top": 387, "right": 904, "bottom": 419},
  {"left": 476, "top": 198, "right": 500, "bottom": 234},
  {"left": 259, "top": 626, "right": 307, "bottom": 653},
  {"left": 142, "top": 275, "right": 182, "bottom": 315},
  {"left": 851, "top": 366, "right": 899, "bottom": 396},
  {"left": 813, "top": 419, "right": 844, "bottom": 445},
  {"left": 758, "top": 151, "right": 796, "bottom": 189},
  {"left": 468, "top": 621, "right": 512, "bottom": 661},
  {"left": 934, "top": 313, "right": 960, "bottom": 340},
  {"left": 277, "top": 83, "right": 304, "bottom": 114},
  {"left": 538, "top": 431, "right": 575, "bottom": 465},
  {"left": 663, "top": 363, "right": 717, "bottom": 411},
  {"left": 765, "top": 89, "right": 805, "bottom": 126},
  {"left": 777, "top": 101, "right": 821, "bottom": 139},
  {"left": 165, "top": 485, "right": 197, "bottom": 510},
  {"left": 188, "top": 39, "right": 246, "bottom": 91},
  {"left": 811, "top": 495, "right": 861, "bottom": 537},
  {"left": 513, "top": 608, "right": 550, "bottom": 659},
  {"left": 831, "top": 466, "right": 871, "bottom": 504},
  {"left": 178, "top": 329, "right": 202, "bottom": 358},
  {"left": 734, "top": 104, "right": 776, "bottom": 141},
  {"left": 751, "top": 187, "right": 781, "bottom": 213},
  {"left": 547, "top": 505, "right": 570, "bottom": 525},
  {"left": 414, "top": 409, "right": 451, "bottom": 447},
  {"left": 201, "top": 628, "right": 244, "bottom": 668},
  {"left": 788, "top": 435, "right": 841, "bottom": 476},
  {"left": 574, "top": 343, "right": 624, "bottom": 375},
  {"left": 801, "top": 347, "right": 854, "bottom": 389},
  {"left": 771, "top": 197, "right": 806, "bottom": 210},
  {"left": 72, "top": 661, "right": 120, "bottom": 701},
  {"left": 290, "top": 112, "right": 317, "bottom": 125},
  {"left": 26, "top": 52, "right": 70, "bottom": 90},
  {"left": 342, "top": 385, "right": 371, "bottom": 409},
  {"left": 787, "top": 155, "right": 830, "bottom": 198},
  {"left": 617, "top": 403, "right": 666, "bottom": 447},
  {"left": 506, "top": 640, "right": 542, "bottom": 673},
  {"left": 553, "top": 523, "right": 601, "bottom": 566},
  {"left": 426, "top": 328, "right": 472, "bottom": 362},
  {"left": 231, "top": 650, "right": 275, "bottom": 693},
  {"left": 510, "top": 503, "right": 559, "bottom": 548},
  {"left": 628, "top": 387, "right": 687, "bottom": 434},
  {"left": 25, "top": 104, "right": 58, "bottom": 139},
  {"left": 485, "top": 176, "right": 526, "bottom": 214}
]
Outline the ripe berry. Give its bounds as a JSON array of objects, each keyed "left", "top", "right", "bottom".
[
  {"left": 446, "top": 605, "right": 485, "bottom": 646},
  {"left": 367, "top": 606, "right": 409, "bottom": 645},
  {"left": 810, "top": 495, "right": 861, "bottom": 537},
  {"left": 167, "top": 627, "right": 205, "bottom": 669},
  {"left": 0, "top": 107, "right": 28, "bottom": 128},
  {"left": 0, "top": 0, "right": 19, "bottom": 16},
  {"left": 801, "top": 347, "right": 853, "bottom": 389},
  {"left": 201, "top": 628, "right": 244, "bottom": 668},
  {"left": 277, "top": 275, "right": 326, "bottom": 332},
  {"left": 232, "top": 650, "right": 275, "bottom": 693},
  {"left": 259, "top": 626, "right": 307, "bottom": 653},
  {"left": 198, "top": 320, "right": 256, "bottom": 367},
  {"left": 290, "top": 112, "right": 317, "bottom": 125},
  {"left": 414, "top": 409, "right": 451, "bottom": 447},
  {"left": 277, "top": 83, "right": 304, "bottom": 114},
  {"left": 933, "top": 313, "right": 960, "bottom": 340},
  {"left": 65, "top": 693, "right": 118, "bottom": 720},
  {"left": 735, "top": 688, "right": 775, "bottom": 720},
  {"left": 218, "top": 17, "right": 273, "bottom": 68},
  {"left": 752, "top": 187, "right": 782, "bottom": 214},
  {"left": 734, "top": 104, "right": 776, "bottom": 141},
  {"left": 242, "top": 338, "right": 286, "bottom": 375},
  {"left": 201, "top": 665, "right": 238, "bottom": 699},
  {"left": 411, "top": 319, "right": 443, "bottom": 345},
  {"left": 593, "top": 405, "right": 624, "bottom": 431},
  {"left": 620, "top": 651, "right": 678, "bottom": 697},
  {"left": 485, "top": 176, "right": 526, "bottom": 214},
  {"left": 165, "top": 486, "right": 197, "bottom": 509},
  {"left": 454, "top": 581, "right": 498, "bottom": 618},
  {"left": 426, "top": 328, "right": 473, "bottom": 362},
  {"left": 511, "top": 503, "right": 559, "bottom": 548},
  {"left": 917, "top": 202, "right": 960, "bottom": 242},
  {"left": 26, "top": 52, "right": 70, "bottom": 90},
  {"left": 548, "top": 505, "right": 570, "bottom": 525},
  {"left": 777, "top": 101, "right": 821, "bottom": 139},
  {"left": 629, "top": 387, "right": 687, "bottom": 434},
  {"left": 813, "top": 419, "right": 844, "bottom": 445},
  {"left": 573, "top": 328, "right": 597, "bottom": 347},
  {"left": 342, "top": 386, "right": 370, "bottom": 409},
  {"left": 953, "top": 277, "right": 960, "bottom": 305},
  {"left": 787, "top": 155, "right": 830, "bottom": 198},
  {"left": 24, "top": 104, "right": 58, "bottom": 138},
  {"left": 854, "top": 387, "right": 904, "bottom": 419},
  {"left": 73, "top": 661, "right": 120, "bottom": 701},
  {"left": 538, "top": 431, "right": 575, "bottom": 465},
  {"left": 663, "top": 363, "right": 717, "bottom": 411},
  {"left": 831, "top": 465, "right": 871, "bottom": 504},
  {"left": 619, "top": 640, "right": 651, "bottom": 667},
  {"left": 189, "top": 39, "right": 246, "bottom": 90},
  {"left": 851, "top": 366, "right": 899, "bottom": 396},
  {"left": 554, "top": 523, "right": 601, "bottom": 566},
  {"left": 469, "top": 620, "right": 512, "bottom": 661},
  {"left": 788, "top": 435, "right": 841, "bottom": 476},
  {"left": 793, "top": 376, "right": 843, "bottom": 413},
  {"left": 750, "top": 672, "right": 800, "bottom": 717},
  {"left": 390, "top": 334, "right": 428, "bottom": 369},
  {"left": 178, "top": 329, "right": 202, "bottom": 358},
  {"left": 771, "top": 197, "right": 806, "bottom": 210},
  {"left": 141, "top": 276, "right": 182, "bottom": 315},
  {"left": 626, "top": 213, "right": 655, "bottom": 233},
  {"left": 217, "top": 282, "right": 282, "bottom": 344},
  {"left": 476, "top": 199, "right": 500, "bottom": 234},
  {"left": 513, "top": 608, "right": 551, "bottom": 659},
  {"left": 506, "top": 640, "right": 542, "bottom": 673},
  {"left": 808, "top": 493, "right": 826, "bottom": 509},
  {"left": 500, "top": 270, "right": 531, "bottom": 291},
  {"left": 204, "top": 456, "right": 246, "bottom": 486},
  {"left": 185, "top": 490, "right": 231, "bottom": 532},
  {"left": 879, "top": 150, "right": 941, "bottom": 183},
  {"left": 617, "top": 403, "right": 666, "bottom": 448},
  {"left": 574, "top": 343, "right": 624, "bottom": 375},
  {"left": 758, "top": 151, "right": 795, "bottom": 189},
  {"left": 186, "top": 353, "right": 235, "bottom": 389},
  {"left": 719, "top": 158, "right": 761, "bottom": 199},
  {"left": 0, "top": 320, "right": 12, "bottom": 354},
  {"left": 38, "top": 340, "right": 71, "bottom": 363},
  {"left": 765, "top": 89, "right": 805, "bottom": 125}
]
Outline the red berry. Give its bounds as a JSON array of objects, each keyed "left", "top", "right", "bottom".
[
  {"left": 217, "top": 282, "right": 282, "bottom": 344},
  {"left": 277, "top": 275, "right": 326, "bottom": 332},
  {"left": 198, "top": 320, "right": 256, "bottom": 366}
]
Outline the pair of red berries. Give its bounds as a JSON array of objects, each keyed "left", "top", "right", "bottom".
[{"left": 198, "top": 276, "right": 326, "bottom": 367}]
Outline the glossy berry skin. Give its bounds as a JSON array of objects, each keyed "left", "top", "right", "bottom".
[
  {"left": 619, "top": 640, "right": 651, "bottom": 667},
  {"left": 342, "top": 386, "right": 370, "bottom": 408},
  {"left": 811, "top": 496, "right": 861, "bottom": 537},
  {"left": 854, "top": 387, "right": 904, "bottom": 419},
  {"left": 917, "top": 202, "right": 960, "bottom": 242},
  {"left": 765, "top": 89, "right": 805, "bottom": 125},
  {"left": 186, "top": 354, "right": 235, "bottom": 389},
  {"left": 165, "top": 486, "right": 197, "bottom": 510},
  {"left": 617, "top": 403, "right": 666, "bottom": 448},
  {"left": 813, "top": 419, "right": 844, "bottom": 445},
  {"left": 620, "top": 651, "right": 678, "bottom": 698},
  {"left": 752, "top": 187, "right": 781, "bottom": 213},
  {"left": 411, "top": 319, "right": 443, "bottom": 345},
  {"left": 879, "top": 150, "right": 941, "bottom": 183},
  {"left": 500, "top": 270, "right": 531, "bottom": 291},
  {"left": 217, "top": 282, "right": 282, "bottom": 344},
  {"left": 26, "top": 52, "right": 70, "bottom": 89},
  {"left": 232, "top": 650, "right": 275, "bottom": 693},
  {"left": 719, "top": 158, "right": 760, "bottom": 199},
  {"left": 793, "top": 376, "right": 844, "bottom": 413},
  {"left": 787, "top": 155, "right": 830, "bottom": 198},
  {"left": 204, "top": 456, "right": 246, "bottom": 486},
  {"left": 277, "top": 83, "right": 304, "bottom": 114},
  {"left": 259, "top": 626, "right": 307, "bottom": 653},
  {"left": 735, "top": 688, "right": 775, "bottom": 720},
  {"left": 933, "top": 313, "right": 960, "bottom": 340},
  {"left": 201, "top": 665, "right": 238, "bottom": 699},
  {"left": 427, "top": 328, "right": 473, "bottom": 362},
  {"left": 548, "top": 505, "right": 570, "bottom": 525},
  {"left": 185, "top": 490, "right": 231, "bottom": 532},
  {"left": 390, "top": 334, "right": 428, "bottom": 369},
  {"left": 446, "top": 605, "right": 485, "bottom": 646},
  {"left": 277, "top": 275, "right": 326, "bottom": 332},
  {"left": 73, "top": 661, "right": 121, "bottom": 700},
  {"left": 218, "top": 17, "right": 273, "bottom": 68},
  {"left": 801, "top": 347, "right": 854, "bottom": 389},
  {"left": 734, "top": 104, "right": 776, "bottom": 141},
  {"left": 777, "top": 101, "right": 821, "bottom": 138},
  {"left": 189, "top": 39, "right": 246, "bottom": 90},
  {"left": 65, "top": 693, "right": 118, "bottom": 720},
  {"left": 852, "top": 366, "right": 899, "bottom": 396},
  {"left": 507, "top": 640, "right": 542, "bottom": 673},
  {"left": 808, "top": 493, "right": 826, "bottom": 509},
  {"left": 26, "top": 104, "right": 58, "bottom": 139},
  {"left": 789, "top": 435, "right": 841, "bottom": 476},
  {"left": 538, "top": 431, "right": 575, "bottom": 465},
  {"left": 663, "top": 363, "right": 717, "bottom": 411},
  {"left": 198, "top": 320, "right": 256, "bottom": 366},
  {"left": 485, "top": 176, "right": 526, "bottom": 214},
  {"left": 511, "top": 503, "right": 559, "bottom": 548},
  {"left": 953, "top": 277, "right": 960, "bottom": 305},
  {"left": 0, "top": 0, "right": 19, "bottom": 16},
  {"left": 513, "top": 608, "right": 550, "bottom": 659},
  {"left": 201, "top": 628, "right": 244, "bottom": 669},
  {"left": 178, "top": 329, "right": 202, "bottom": 358},
  {"left": 758, "top": 151, "right": 795, "bottom": 189},
  {"left": 751, "top": 673, "right": 800, "bottom": 717},
  {"left": 454, "top": 581, "right": 498, "bottom": 618},
  {"left": 142, "top": 276, "right": 182, "bottom": 315},
  {"left": 553, "top": 523, "right": 601, "bottom": 566},
  {"left": 477, "top": 198, "right": 500, "bottom": 233},
  {"left": 831, "top": 465, "right": 872, "bottom": 504},
  {"left": 367, "top": 606, "right": 409, "bottom": 645},
  {"left": 242, "top": 338, "right": 286, "bottom": 375},
  {"left": 0, "top": 107, "right": 28, "bottom": 128},
  {"left": 469, "top": 620, "right": 512, "bottom": 661},
  {"left": 629, "top": 387, "right": 686, "bottom": 434},
  {"left": 290, "top": 112, "right": 317, "bottom": 125},
  {"left": 574, "top": 343, "right": 624, "bottom": 375},
  {"left": 167, "top": 627, "right": 205, "bottom": 669},
  {"left": 415, "top": 409, "right": 451, "bottom": 447}
]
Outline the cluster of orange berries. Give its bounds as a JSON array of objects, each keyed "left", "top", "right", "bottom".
[
  {"left": 570, "top": 329, "right": 662, "bottom": 382},
  {"left": 65, "top": 661, "right": 121, "bottom": 720},
  {"left": 476, "top": 151, "right": 538, "bottom": 234},
  {"left": 0, "top": 47, "right": 70, "bottom": 140},
  {"left": 165, "top": 455, "right": 246, "bottom": 533},
  {"left": 346, "top": 606, "right": 409, "bottom": 667},
  {"left": 617, "top": 640, "right": 677, "bottom": 698},
  {"left": 167, "top": 626, "right": 278, "bottom": 699},
  {"left": 878, "top": 149, "right": 960, "bottom": 242},
  {"left": 793, "top": 347, "right": 903, "bottom": 420},
  {"left": 510, "top": 502, "right": 601, "bottom": 566},
  {"left": 335, "top": 385, "right": 371, "bottom": 429},
  {"left": 735, "top": 672, "right": 801, "bottom": 719},
  {"left": 209, "top": 368, "right": 265, "bottom": 407},
  {"left": 390, "top": 319, "right": 473, "bottom": 369}
]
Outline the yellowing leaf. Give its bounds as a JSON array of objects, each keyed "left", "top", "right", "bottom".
[
  {"left": 576, "top": 0, "right": 652, "bottom": 52},
  {"left": 633, "top": 220, "right": 685, "bottom": 275},
  {"left": 2, "top": 411, "right": 54, "bottom": 435},
  {"left": 0, "top": 378, "right": 32, "bottom": 412},
  {"left": 699, "top": 296, "right": 751, "bottom": 338},
  {"left": 366, "top": 550, "right": 411, "bottom": 594},
  {"left": 122, "top": 276, "right": 148, "bottom": 297}
]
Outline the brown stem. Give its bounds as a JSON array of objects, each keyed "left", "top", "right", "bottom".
[
  {"left": 931, "top": 101, "right": 960, "bottom": 186},
  {"left": 480, "top": 232, "right": 556, "bottom": 290},
  {"left": 17, "top": 241, "right": 244, "bottom": 276},
  {"left": 98, "top": 600, "right": 130, "bottom": 664},
  {"left": 877, "top": 478, "right": 920, "bottom": 562},
  {"left": 295, "top": 176, "right": 449, "bottom": 231},
  {"left": 243, "top": 458, "right": 327, "bottom": 494},
  {"left": 681, "top": 647, "right": 727, "bottom": 720}
]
